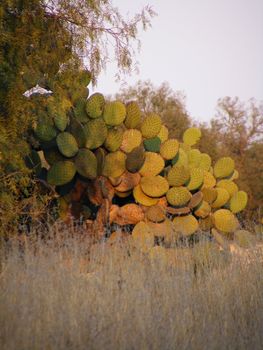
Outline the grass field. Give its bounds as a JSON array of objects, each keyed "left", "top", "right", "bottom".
[{"left": 1, "top": 227, "right": 263, "bottom": 350}]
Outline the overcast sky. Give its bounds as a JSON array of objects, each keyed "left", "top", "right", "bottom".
[{"left": 94, "top": 0, "right": 263, "bottom": 122}]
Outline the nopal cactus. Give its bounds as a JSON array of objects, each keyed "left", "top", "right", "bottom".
[{"left": 29, "top": 80, "right": 251, "bottom": 252}]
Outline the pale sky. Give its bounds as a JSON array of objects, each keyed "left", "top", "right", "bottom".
[{"left": 94, "top": 0, "right": 263, "bottom": 122}]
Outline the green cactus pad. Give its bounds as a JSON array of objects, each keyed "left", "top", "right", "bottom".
[
  {"left": 214, "top": 157, "right": 235, "bottom": 179},
  {"left": 103, "top": 151, "right": 127, "bottom": 178},
  {"left": 126, "top": 145, "right": 145, "bottom": 173},
  {"left": 86, "top": 93, "right": 105, "bottom": 118},
  {"left": 120, "top": 129, "right": 142, "bottom": 153},
  {"left": 166, "top": 186, "right": 192, "bottom": 206},
  {"left": 35, "top": 121, "right": 57, "bottom": 142},
  {"left": 75, "top": 149, "right": 97, "bottom": 179},
  {"left": 140, "top": 175, "right": 169, "bottom": 198},
  {"left": 47, "top": 161, "right": 76, "bottom": 186},
  {"left": 104, "top": 128, "right": 124, "bottom": 152},
  {"left": 56, "top": 132, "right": 79, "bottom": 157},
  {"left": 44, "top": 148, "right": 64, "bottom": 166},
  {"left": 68, "top": 118, "right": 86, "bottom": 148},
  {"left": 183, "top": 127, "right": 202, "bottom": 146},
  {"left": 124, "top": 101, "right": 141, "bottom": 129},
  {"left": 143, "top": 137, "right": 161, "bottom": 152},
  {"left": 103, "top": 101, "right": 126, "bottom": 126},
  {"left": 167, "top": 165, "right": 190, "bottom": 187},
  {"left": 160, "top": 139, "right": 179, "bottom": 160},
  {"left": 140, "top": 113, "right": 162, "bottom": 138},
  {"left": 139, "top": 152, "right": 165, "bottom": 177},
  {"left": 213, "top": 209, "right": 239, "bottom": 233},
  {"left": 74, "top": 99, "right": 89, "bottom": 123},
  {"left": 229, "top": 191, "right": 248, "bottom": 213},
  {"left": 84, "top": 118, "right": 108, "bottom": 149}
]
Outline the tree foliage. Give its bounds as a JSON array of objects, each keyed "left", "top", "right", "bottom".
[{"left": 116, "top": 80, "right": 191, "bottom": 139}]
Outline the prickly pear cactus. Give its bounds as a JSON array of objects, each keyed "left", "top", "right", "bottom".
[{"left": 28, "top": 81, "right": 251, "bottom": 251}]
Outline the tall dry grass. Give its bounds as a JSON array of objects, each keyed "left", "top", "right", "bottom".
[{"left": 0, "top": 228, "right": 263, "bottom": 350}]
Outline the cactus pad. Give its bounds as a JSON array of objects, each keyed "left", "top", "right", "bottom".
[
  {"left": 104, "top": 128, "right": 124, "bottom": 152},
  {"left": 160, "top": 139, "right": 179, "bottom": 160},
  {"left": 173, "top": 215, "right": 199, "bottom": 236},
  {"left": 187, "top": 149, "right": 201, "bottom": 168},
  {"left": 166, "top": 186, "right": 192, "bottom": 206},
  {"left": 114, "top": 171, "right": 141, "bottom": 192},
  {"left": 211, "top": 188, "right": 230, "bottom": 208},
  {"left": 217, "top": 179, "right": 238, "bottom": 197},
  {"left": 133, "top": 184, "right": 159, "bottom": 206},
  {"left": 132, "top": 222, "right": 155, "bottom": 252},
  {"left": 86, "top": 93, "right": 105, "bottom": 118},
  {"left": 230, "top": 191, "right": 248, "bottom": 213},
  {"left": 126, "top": 145, "right": 145, "bottom": 173},
  {"left": 56, "top": 132, "right": 79, "bottom": 157},
  {"left": 120, "top": 129, "right": 142, "bottom": 153},
  {"left": 44, "top": 148, "right": 64, "bottom": 166},
  {"left": 139, "top": 152, "right": 165, "bottom": 177},
  {"left": 124, "top": 101, "right": 141, "bottom": 129},
  {"left": 201, "top": 187, "right": 217, "bottom": 204},
  {"left": 146, "top": 205, "right": 166, "bottom": 223},
  {"left": 171, "top": 148, "right": 188, "bottom": 167},
  {"left": 103, "top": 101, "right": 126, "bottom": 126},
  {"left": 140, "top": 113, "right": 162, "bottom": 138},
  {"left": 157, "top": 125, "right": 169, "bottom": 143},
  {"left": 199, "top": 153, "right": 212, "bottom": 171},
  {"left": 183, "top": 127, "right": 201, "bottom": 146},
  {"left": 74, "top": 99, "right": 89, "bottom": 123},
  {"left": 140, "top": 176, "right": 169, "bottom": 197},
  {"left": 213, "top": 209, "right": 239, "bottom": 233},
  {"left": 47, "top": 161, "right": 76, "bottom": 186},
  {"left": 102, "top": 151, "right": 127, "bottom": 178},
  {"left": 75, "top": 149, "right": 97, "bottom": 179},
  {"left": 167, "top": 165, "right": 190, "bottom": 187},
  {"left": 214, "top": 157, "right": 235, "bottom": 179},
  {"left": 202, "top": 171, "right": 216, "bottom": 189},
  {"left": 84, "top": 118, "right": 108, "bottom": 149},
  {"left": 186, "top": 168, "right": 204, "bottom": 191},
  {"left": 194, "top": 201, "right": 211, "bottom": 218},
  {"left": 35, "top": 121, "right": 57, "bottom": 142},
  {"left": 143, "top": 137, "right": 161, "bottom": 152}
]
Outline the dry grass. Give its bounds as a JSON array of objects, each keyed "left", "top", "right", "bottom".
[{"left": 0, "top": 228, "right": 263, "bottom": 350}]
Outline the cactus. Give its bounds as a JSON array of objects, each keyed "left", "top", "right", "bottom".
[
  {"left": 139, "top": 152, "right": 165, "bottom": 177},
  {"left": 157, "top": 125, "right": 169, "bottom": 143},
  {"left": 86, "top": 93, "right": 105, "bottom": 118},
  {"left": 47, "top": 161, "right": 76, "bottom": 186},
  {"left": 75, "top": 149, "right": 97, "bottom": 179},
  {"left": 186, "top": 168, "right": 204, "bottom": 191},
  {"left": 126, "top": 145, "right": 145, "bottom": 173},
  {"left": 133, "top": 184, "right": 159, "bottom": 206},
  {"left": 211, "top": 188, "right": 230, "bottom": 208},
  {"left": 213, "top": 209, "right": 239, "bottom": 233},
  {"left": 132, "top": 221, "right": 155, "bottom": 252},
  {"left": 103, "top": 100, "right": 126, "bottom": 126},
  {"left": 173, "top": 215, "right": 199, "bottom": 236},
  {"left": 166, "top": 186, "right": 192, "bottom": 206},
  {"left": 124, "top": 101, "right": 141, "bottom": 129},
  {"left": 84, "top": 118, "right": 108, "bottom": 149},
  {"left": 217, "top": 179, "right": 238, "bottom": 197},
  {"left": 120, "top": 129, "right": 142, "bottom": 153},
  {"left": 214, "top": 157, "right": 235, "bottom": 179},
  {"left": 143, "top": 137, "right": 161, "bottom": 152},
  {"left": 167, "top": 165, "right": 190, "bottom": 187},
  {"left": 140, "top": 113, "right": 162, "bottom": 138},
  {"left": 104, "top": 128, "right": 124, "bottom": 152},
  {"left": 102, "top": 151, "right": 127, "bottom": 178},
  {"left": 160, "top": 139, "right": 179, "bottom": 160},
  {"left": 230, "top": 191, "right": 248, "bottom": 213},
  {"left": 140, "top": 175, "right": 169, "bottom": 197},
  {"left": 56, "top": 132, "right": 79, "bottom": 157},
  {"left": 183, "top": 127, "right": 201, "bottom": 146}
]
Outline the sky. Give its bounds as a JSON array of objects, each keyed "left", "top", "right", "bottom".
[{"left": 93, "top": 0, "right": 263, "bottom": 123}]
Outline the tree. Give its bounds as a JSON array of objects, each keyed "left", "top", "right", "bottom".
[
  {"left": 116, "top": 80, "right": 191, "bottom": 139},
  {"left": 201, "top": 97, "right": 263, "bottom": 215}
]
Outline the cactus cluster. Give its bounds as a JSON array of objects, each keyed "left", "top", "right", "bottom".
[{"left": 30, "top": 83, "right": 250, "bottom": 251}]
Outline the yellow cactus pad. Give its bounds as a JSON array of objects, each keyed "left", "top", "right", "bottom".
[
  {"left": 187, "top": 149, "right": 201, "bottom": 168},
  {"left": 186, "top": 168, "right": 204, "bottom": 191},
  {"left": 183, "top": 127, "right": 201, "bottom": 146},
  {"left": 160, "top": 139, "right": 179, "bottom": 160},
  {"left": 217, "top": 179, "right": 238, "bottom": 197},
  {"left": 133, "top": 185, "right": 158, "bottom": 206},
  {"left": 139, "top": 152, "right": 165, "bottom": 177},
  {"left": 173, "top": 215, "right": 199, "bottom": 236},
  {"left": 213, "top": 209, "right": 239, "bottom": 233},
  {"left": 211, "top": 188, "right": 230, "bottom": 208},
  {"left": 166, "top": 186, "right": 192, "bottom": 206},
  {"left": 199, "top": 153, "right": 212, "bottom": 171},
  {"left": 202, "top": 171, "right": 216, "bottom": 189},
  {"left": 140, "top": 113, "right": 162, "bottom": 138},
  {"left": 201, "top": 187, "right": 218, "bottom": 204},
  {"left": 167, "top": 165, "right": 190, "bottom": 187},
  {"left": 194, "top": 201, "right": 211, "bottom": 218},
  {"left": 140, "top": 176, "right": 169, "bottom": 198},
  {"left": 214, "top": 157, "right": 235, "bottom": 179},
  {"left": 230, "top": 191, "right": 248, "bottom": 213},
  {"left": 157, "top": 125, "right": 169, "bottom": 143},
  {"left": 120, "top": 129, "right": 142, "bottom": 153}
]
